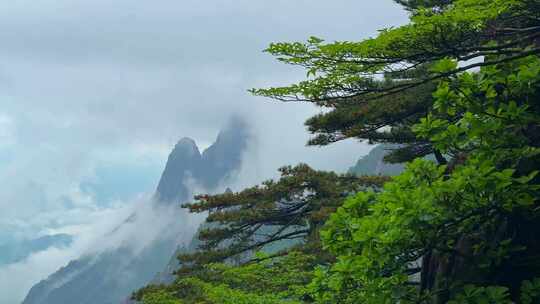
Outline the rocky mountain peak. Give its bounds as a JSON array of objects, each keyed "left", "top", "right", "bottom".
[{"left": 22, "top": 116, "right": 250, "bottom": 304}]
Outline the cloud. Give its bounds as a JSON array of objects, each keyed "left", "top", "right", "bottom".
[
  {"left": 83, "top": 197, "right": 205, "bottom": 257},
  {"left": 0, "top": 203, "right": 133, "bottom": 304},
  {"left": 0, "top": 193, "right": 208, "bottom": 304},
  {"left": 0, "top": 113, "right": 14, "bottom": 147},
  {"left": 0, "top": 0, "right": 408, "bottom": 233},
  {"left": 0, "top": 0, "right": 408, "bottom": 152}
]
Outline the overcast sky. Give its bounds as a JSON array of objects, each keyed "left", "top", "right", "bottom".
[{"left": 0, "top": 0, "right": 408, "bottom": 301}]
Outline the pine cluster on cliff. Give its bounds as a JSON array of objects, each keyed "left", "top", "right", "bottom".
[{"left": 136, "top": 0, "right": 540, "bottom": 303}]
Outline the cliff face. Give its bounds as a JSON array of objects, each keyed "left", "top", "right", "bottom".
[
  {"left": 154, "top": 138, "right": 201, "bottom": 204},
  {"left": 22, "top": 118, "right": 249, "bottom": 304},
  {"left": 348, "top": 144, "right": 404, "bottom": 176},
  {"left": 199, "top": 118, "right": 248, "bottom": 189},
  {"left": 155, "top": 118, "right": 248, "bottom": 204}
]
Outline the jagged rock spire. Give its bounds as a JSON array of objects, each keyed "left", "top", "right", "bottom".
[
  {"left": 155, "top": 116, "right": 249, "bottom": 205},
  {"left": 22, "top": 116, "right": 250, "bottom": 304}
]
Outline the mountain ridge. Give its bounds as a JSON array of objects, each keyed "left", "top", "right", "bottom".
[{"left": 22, "top": 117, "right": 249, "bottom": 304}]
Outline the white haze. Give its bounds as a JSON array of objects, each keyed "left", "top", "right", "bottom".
[
  {"left": 0, "top": 193, "right": 206, "bottom": 304},
  {"left": 0, "top": 204, "right": 131, "bottom": 303}
]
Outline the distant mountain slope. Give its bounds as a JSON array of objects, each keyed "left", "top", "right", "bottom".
[
  {"left": 348, "top": 144, "right": 404, "bottom": 176},
  {"left": 0, "top": 234, "right": 72, "bottom": 266},
  {"left": 151, "top": 228, "right": 201, "bottom": 285},
  {"left": 22, "top": 117, "right": 249, "bottom": 304}
]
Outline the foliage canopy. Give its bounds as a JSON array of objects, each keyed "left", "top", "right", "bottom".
[{"left": 137, "top": 1, "right": 540, "bottom": 303}]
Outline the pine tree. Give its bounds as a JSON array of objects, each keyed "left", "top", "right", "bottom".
[
  {"left": 251, "top": 0, "right": 540, "bottom": 165},
  {"left": 177, "top": 164, "right": 388, "bottom": 271},
  {"left": 253, "top": 0, "right": 540, "bottom": 302}
]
